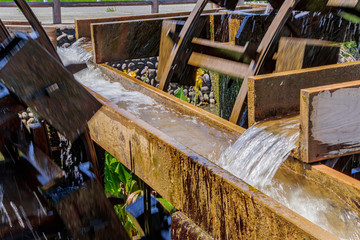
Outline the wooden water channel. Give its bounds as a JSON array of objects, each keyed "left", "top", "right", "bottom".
[{"left": 2, "top": 0, "right": 360, "bottom": 239}]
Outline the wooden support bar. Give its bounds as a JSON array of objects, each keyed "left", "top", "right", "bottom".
[
  {"left": 300, "top": 80, "right": 360, "bottom": 163},
  {"left": 52, "top": 0, "right": 61, "bottom": 24},
  {"left": 5, "top": 25, "right": 57, "bottom": 47},
  {"left": 275, "top": 37, "right": 340, "bottom": 73},
  {"left": 76, "top": 7, "right": 250, "bottom": 39},
  {"left": 248, "top": 61, "right": 360, "bottom": 126},
  {"left": 152, "top": 0, "right": 160, "bottom": 13},
  {"left": 188, "top": 52, "right": 249, "bottom": 78},
  {"left": 327, "top": 0, "right": 360, "bottom": 10},
  {"left": 14, "top": 0, "right": 60, "bottom": 62},
  {"left": 91, "top": 16, "right": 193, "bottom": 63},
  {"left": 0, "top": 19, "right": 10, "bottom": 43},
  {"left": 171, "top": 212, "right": 212, "bottom": 240}
]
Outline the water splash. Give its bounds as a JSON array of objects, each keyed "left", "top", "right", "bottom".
[{"left": 219, "top": 117, "right": 299, "bottom": 188}]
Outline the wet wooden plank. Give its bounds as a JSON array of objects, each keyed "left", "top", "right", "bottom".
[
  {"left": 0, "top": 19, "right": 10, "bottom": 43},
  {"left": 188, "top": 52, "right": 249, "bottom": 78},
  {"left": 327, "top": 0, "right": 360, "bottom": 10},
  {"left": 91, "top": 16, "right": 189, "bottom": 63},
  {"left": 0, "top": 37, "right": 102, "bottom": 140},
  {"left": 300, "top": 80, "right": 360, "bottom": 163},
  {"left": 6, "top": 25, "right": 57, "bottom": 47},
  {"left": 248, "top": 61, "right": 360, "bottom": 126},
  {"left": 275, "top": 37, "right": 339, "bottom": 72}
]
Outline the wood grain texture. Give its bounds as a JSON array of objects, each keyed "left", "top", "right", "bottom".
[
  {"left": 327, "top": 0, "right": 360, "bottom": 10},
  {"left": 275, "top": 37, "right": 340, "bottom": 73},
  {"left": 0, "top": 38, "right": 101, "bottom": 141},
  {"left": 0, "top": 19, "right": 10, "bottom": 43},
  {"left": 188, "top": 52, "right": 249, "bottom": 78},
  {"left": 300, "top": 80, "right": 360, "bottom": 163},
  {"left": 248, "top": 61, "right": 360, "bottom": 125},
  {"left": 6, "top": 25, "right": 57, "bottom": 47}
]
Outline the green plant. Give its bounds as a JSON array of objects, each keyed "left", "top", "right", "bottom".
[
  {"left": 105, "top": 7, "right": 116, "bottom": 12},
  {"left": 174, "top": 86, "right": 189, "bottom": 102},
  {"left": 104, "top": 152, "right": 142, "bottom": 237}
]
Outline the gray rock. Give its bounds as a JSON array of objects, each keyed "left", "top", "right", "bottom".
[
  {"left": 169, "top": 82, "right": 177, "bottom": 88},
  {"left": 128, "top": 62, "right": 136, "bottom": 70},
  {"left": 57, "top": 33, "right": 67, "bottom": 42},
  {"left": 183, "top": 88, "right": 188, "bottom": 96},
  {"left": 136, "top": 76, "right": 142, "bottom": 80},
  {"left": 67, "top": 35, "right": 75, "bottom": 41},
  {"left": 199, "top": 91, "right": 204, "bottom": 102},
  {"left": 209, "top": 92, "right": 215, "bottom": 99},
  {"left": 145, "top": 79, "right": 150, "bottom": 84},
  {"left": 137, "top": 62, "right": 145, "bottom": 68},
  {"left": 155, "top": 62, "right": 158, "bottom": 68},
  {"left": 203, "top": 73, "right": 210, "bottom": 83},
  {"left": 111, "top": 63, "right": 116, "bottom": 67},
  {"left": 169, "top": 89, "right": 174, "bottom": 95},
  {"left": 174, "top": 88, "right": 180, "bottom": 95},
  {"left": 201, "top": 86, "right": 209, "bottom": 92},
  {"left": 188, "top": 91, "right": 195, "bottom": 98},
  {"left": 149, "top": 57, "right": 157, "bottom": 62},
  {"left": 141, "top": 58, "right": 147, "bottom": 61},
  {"left": 204, "top": 93, "right": 209, "bottom": 102},
  {"left": 156, "top": 84, "right": 159, "bottom": 88},
  {"left": 133, "top": 69, "right": 140, "bottom": 74},
  {"left": 116, "top": 63, "right": 121, "bottom": 69},
  {"left": 141, "top": 66, "right": 149, "bottom": 75},
  {"left": 148, "top": 69, "right": 156, "bottom": 78},
  {"left": 146, "top": 61, "right": 154, "bottom": 68},
  {"left": 122, "top": 63, "right": 127, "bottom": 70},
  {"left": 61, "top": 43, "right": 70, "bottom": 48},
  {"left": 210, "top": 98, "right": 215, "bottom": 104}
]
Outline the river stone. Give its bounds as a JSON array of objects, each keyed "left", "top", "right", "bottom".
[
  {"left": 146, "top": 61, "right": 154, "bottom": 68},
  {"left": 169, "top": 82, "right": 177, "bottom": 89},
  {"left": 209, "top": 92, "right": 215, "bottom": 99},
  {"left": 188, "top": 91, "right": 195, "bottom": 98},
  {"left": 122, "top": 63, "right": 127, "bottom": 70},
  {"left": 148, "top": 69, "right": 156, "bottom": 78},
  {"left": 201, "top": 86, "right": 209, "bottom": 92},
  {"left": 156, "top": 84, "right": 159, "bottom": 88},
  {"left": 67, "top": 35, "right": 75, "bottom": 41},
  {"left": 210, "top": 98, "right": 215, "bottom": 104},
  {"left": 155, "top": 62, "right": 158, "bottom": 68},
  {"left": 169, "top": 89, "right": 174, "bottom": 95},
  {"left": 61, "top": 43, "right": 70, "bottom": 48},
  {"left": 128, "top": 62, "right": 136, "bottom": 70},
  {"left": 133, "top": 69, "right": 140, "bottom": 74},
  {"left": 204, "top": 93, "right": 209, "bottom": 102},
  {"left": 116, "top": 63, "right": 121, "bottom": 69},
  {"left": 57, "top": 33, "right": 67, "bottom": 42},
  {"left": 145, "top": 79, "right": 150, "bottom": 84},
  {"left": 141, "top": 66, "right": 149, "bottom": 75},
  {"left": 183, "top": 88, "right": 188, "bottom": 96},
  {"left": 149, "top": 57, "right": 157, "bottom": 62},
  {"left": 137, "top": 62, "right": 145, "bottom": 68},
  {"left": 199, "top": 91, "right": 204, "bottom": 102}
]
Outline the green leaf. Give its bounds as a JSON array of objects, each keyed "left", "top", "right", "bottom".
[
  {"left": 174, "top": 87, "right": 189, "bottom": 102},
  {"left": 157, "top": 197, "right": 176, "bottom": 214}
]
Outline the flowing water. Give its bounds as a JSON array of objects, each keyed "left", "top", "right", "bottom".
[{"left": 58, "top": 41, "right": 360, "bottom": 239}]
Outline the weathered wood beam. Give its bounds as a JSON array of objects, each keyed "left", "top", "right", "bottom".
[
  {"left": 300, "top": 80, "right": 360, "bottom": 163},
  {"left": 275, "top": 37, "right": 340, "bottom": 72},
  {"left": 248, "top": 61, "right": 360, "bottom": 126},
  {"left": 188, "top": 52, "right": 249, "bottom": 78},
  {"left": 171, "top": 212, "right": 213, "bottom": 240},
  {"left": 327, "top": 0, "right": 360, "bottom": 10},
  {"left": 5, "top": 25, "right": 57, "bottom": 47},
  {"left": 76, "top": 6, "right": 252, "bottom": 39},
  {"left": 0, "top": 19, "right": 10, "bottom": 43}
]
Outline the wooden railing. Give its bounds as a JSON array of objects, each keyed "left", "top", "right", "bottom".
[{"left": 0, "top": 0, "right": 198, "bottom": 24}]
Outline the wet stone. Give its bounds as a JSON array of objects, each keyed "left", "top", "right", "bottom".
[
  {"left": 137, "top": 62, "right": 145, "bottom": 68},
  {"left": 155, "top": 62, "right": 158, "bottom": 69},
  {"left": 128, "top": 62, "right": 136, "bottom": 70},
  {"left": 141, "top": 66, "right": 149, "bottom": 75},
  {"left": 122, "top": 63, "right": 127, "bottom": 70},
  {"left": 146, "top": 61, "right": 154, "bottom": 68},
  {"left": 134, "top": 69, "right": 140, "bottom": 74},
  {"left": 209, "top": 92, "right": 215, "bottom": 99},
  {"left": 61, "top": 43, "right": 71, "bottom": 48},
  {"left": 148, "top": 69, "right": 156, "bottom": 78},
  {"left": 201, "top": 86, "right": 209, "bottom": 92},
  {"left": 67, "top": 35, "right": 75, "bottom": 41},
  {"left": 151, "top": 79, "right": 154, "bottom": 86},
  {"left": 210, "top": 98, "right": 215, "bottom": 104},
  {"left": 145, "top": 79, "right": 150, "bottom": 84},
  {"left": 116, "top": 63, "right": 121, "bottom": 69},
  {"left": 204, "top": 93, "right": 209, "bottom": 102},
  {"left": 149, "top": 57, "right": 157, "bottom": 62}
]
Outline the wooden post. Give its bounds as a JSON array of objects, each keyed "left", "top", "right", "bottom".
[
  {"left": 52, "top": 0, "right": 61, "bottom": 24},
  {"left": 0, "top": 19, "right": 10, "bottom": 43},
  {"left": 151, "top": 0, "right": 159, "bottom": 13}
]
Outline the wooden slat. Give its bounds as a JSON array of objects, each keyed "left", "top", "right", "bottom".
[
  {"left": 275, "top": 37, "right": 339, "bottom": 72},
  {"left": 188, "top": 52, "right": 249, "bottom": 78},
  {"left": 300, "top": 80, "right": 360, "bottom": 163},
  {"left": 192, "top": 37, "right": 246, "bottom": 54},
  {"left": 327, "top": 0, "right": 360, "bottom": 10},
  {"left": 6, "top": 25, "right": 57, "bottom": 47},
  {"left": 248, "top": 61, "right": 360, "bottom": 126},
  {"left": 14, "top": 0, "right": 60, "bottom": 61},
  {"left": 0, "top": 19, "right": 10, "bottom": 43}
]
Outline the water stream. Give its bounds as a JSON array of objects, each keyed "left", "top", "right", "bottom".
[{"left": 58, "top": 42, "right": 360, "bottom": 239}]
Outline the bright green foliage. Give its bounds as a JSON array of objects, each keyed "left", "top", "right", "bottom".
[
  {"left": 104, "top": 152, "right": 142, "bottom": 238},
  {"left": 157, "top": 197, "right": 176, "bottom": 214},
  {"left": 174, "top": 87, "right": 189, "bottom": 102}
]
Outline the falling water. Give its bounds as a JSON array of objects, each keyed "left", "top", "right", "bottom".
[
  {"left": 218, "top": 117, "right": 360, "bottom": 240},
  {"left": 218, "top": 117, "right": 299, "bottom": 188}
]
